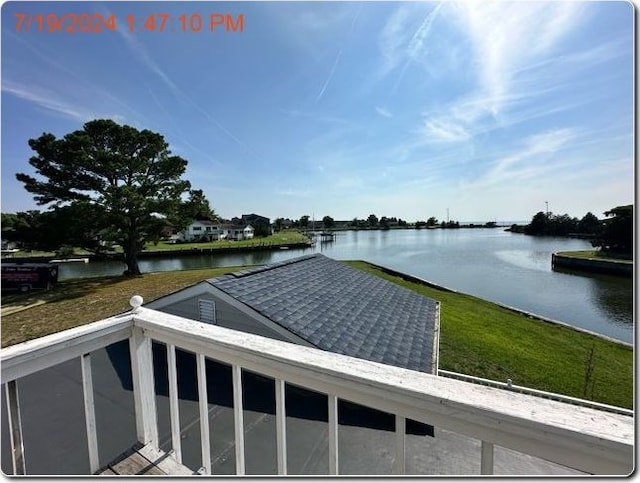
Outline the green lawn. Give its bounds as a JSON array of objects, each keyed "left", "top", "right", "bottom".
[
  {"left": 1, "top": 260, "right": 632, "bottom": 408},
  {"left": 1, "top": 266, "right": 246, "bottom": 348},
  {"left": 144, "top": 230, "right": 308, "bottom": 251}
]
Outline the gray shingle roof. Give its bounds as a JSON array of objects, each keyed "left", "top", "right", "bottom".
[{"left": 207, "top": 254, "right": 439, "bottom": 373}]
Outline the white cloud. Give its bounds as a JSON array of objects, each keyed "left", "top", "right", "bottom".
[
  {"left": 378, "top": 3, "right": 442, "bottom": 83},
  {"left": 375, "top": 106, "right": 393, "bottom": 118},
  {"left": 316, "top": 49, "right": 343, "bottom": 103},
  {"left": 421, "top": 119, "right": 471, "bottom": 143},
  {"left": 466, "top": 128, "right": 577, "bottom": 190},
  {"left": 2, "top": 81, "right": 122, "bottom": 123}
]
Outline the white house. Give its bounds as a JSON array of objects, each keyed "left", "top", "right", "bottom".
[
  {"left": 177, "top": 220, "right": 219, "bottom": 242},
  {"left": 176, "top": 221, "right": 254, "bottom": 242},
  {"left": 218, "top": 224, "right": 254, "bottom": 241}
]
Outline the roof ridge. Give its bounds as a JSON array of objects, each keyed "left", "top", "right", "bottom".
[{"left": 228, "top": 253, "right": 323, "bottom": 278}]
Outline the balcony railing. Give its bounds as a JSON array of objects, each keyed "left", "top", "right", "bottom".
[{"left": 1, "top": 297, "right": 633, "bottom": 476}]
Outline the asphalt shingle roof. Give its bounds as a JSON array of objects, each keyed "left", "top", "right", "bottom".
[{"left": 207, "top": 254, "right": 439, "bottom": 373}]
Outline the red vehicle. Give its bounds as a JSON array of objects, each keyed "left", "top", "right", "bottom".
[{"left": 1, "top": 263, "right": 59, "bottom": 292}]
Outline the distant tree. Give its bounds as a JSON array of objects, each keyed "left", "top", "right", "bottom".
[
  {"left": 426, "top": 217, "right": 438, "bottom": 227},
  {"left": 398, "top": 219, "right": 408, "bottom": 227},
  {"left": 592, "top": 205, "right": 633, "bottom": 255},
  {"left": 178, "top": 189, "right": 217, "bottom": 223},
  {"left": 322, "top": 215, "right": 335, "bottom": 229},
  {"left": 253, "top": 224, "right": 271, "bottom": 237},
  {"left": 1, "top": 213, "right": 20, "bottom": 230},
  {"left": 367, "top": 214, "right": 379, "bottom": 227},
  {"left": 15, "top": 119, "right": 192, "bottom": 274},
  {"left": 351, "top": 217, "right": 360, "bottom": 228},
  {"left": 2, "top": 204, "right": 110, "bottom": 254},
  {"left": 273, "top": 217, "right": 285, "bottom": 232},
  {"left": 525, "top": 211, "right": 550, "bottom": 235},
  {"left": 415, "top": 220, "right": 426, "bottom": 229},
  {"left": 299, "top": 215, "right": 310, "bottom": 229},
  {"left": 1, "top": 210, "right": 48, "bottom": 250},
  {"left": 380, "top": 216, "right": 390, "bottom": 230},
  {"left": 578, "top": 212, "right": 601, "bottom": 234},
  {"left": 548, "top": 214, "right": 578, "bottom": 236}
]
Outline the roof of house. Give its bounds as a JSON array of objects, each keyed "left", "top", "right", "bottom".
[{"left": 206, "top": 254, "right": 439, "bottom": 373}]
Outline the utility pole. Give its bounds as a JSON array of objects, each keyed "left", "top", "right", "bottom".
[
  {"left": 447, "top": 208, "right": 449, "bottom": 223},
  {"left": 545, "top": 201, "right": 549, "bottom": 218}
]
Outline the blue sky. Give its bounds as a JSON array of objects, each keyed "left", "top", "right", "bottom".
[{"left": 1, "top": 1, "right": 634, "bottom": 223}]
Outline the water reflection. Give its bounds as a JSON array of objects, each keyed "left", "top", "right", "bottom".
[{"left": 553, "top": 266, "right": 633, "bottom": 330}]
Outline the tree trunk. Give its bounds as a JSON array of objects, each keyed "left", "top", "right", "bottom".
[{"left": 123, "top": 238, "right": 141, "bottom": 276}]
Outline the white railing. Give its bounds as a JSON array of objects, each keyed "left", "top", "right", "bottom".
[
  {"left": 1, "top": 298, "right": 634, "bottom": 476},
  {"left": 437, "top": 370, "right": 634, "bottom": 416}
]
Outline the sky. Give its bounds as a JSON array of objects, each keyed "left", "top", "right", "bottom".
[{"left": 1, "top": 1, "right": 635, "bottom": 223}]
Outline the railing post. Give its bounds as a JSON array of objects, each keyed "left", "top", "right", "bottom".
[
  {"left": 328, "top": 394, "right": 339, "bottom": 475},
  {"left": 481, "top": 441, "right": 494, "bottom": 475},
  {"left": 394, "top": 415, "right": 406, "bottom": 474},
  {"left": 129, "top": 325, "right": 158, "bottom": 446},
  {"left": 5, "top": 380, "right": 25, "bottom": 475},
  {"left": 275, "top": 379, "right": 287, "bottom": 475},
  {"left": 232, "top": 365, "right": 246, "bottom": 475},
  {"left": 196, "top": 353, "right": 211, "bottom": 475},
  {"left": 81, "top": 353, "right": 99, "bottom": 473},
  {"left": 167, "top": 344, "right": 182, "bottom": 463}
]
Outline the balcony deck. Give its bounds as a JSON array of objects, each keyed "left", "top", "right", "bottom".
[
  {"left": 1, "top": 298, "right": 633, "bottom": 476},
  {"left": 96, "top": 443, "right": 194, "bottom": 475}
]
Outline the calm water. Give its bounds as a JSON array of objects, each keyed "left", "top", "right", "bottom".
[{"left": 59, "top": 229, "right": 633, "bottom": 343}]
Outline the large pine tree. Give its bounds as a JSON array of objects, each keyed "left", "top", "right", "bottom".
[{"left": 16, "top": 119, "right": 192, "bottom": 275}]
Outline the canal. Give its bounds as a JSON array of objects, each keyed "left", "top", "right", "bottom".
[{"left": 57, "top": 228, "right": 633, "bottom": 344}]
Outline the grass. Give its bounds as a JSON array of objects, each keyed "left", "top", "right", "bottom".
[
  {"left": 1, "top": 261, "right": 632, "bottom": 408},
  {"left": 144, "top": 230, "right": 309, "bottom": 251},
  {"left": 557, "top": 250, "right": 633, "bottom": 262},
  {"left": 1, "top": 266, "right": 246, "bottom": 347}
]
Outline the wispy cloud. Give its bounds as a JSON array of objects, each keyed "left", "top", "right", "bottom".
[
  {"left": 2, "top": 81, "right": 123, "bottom": 123},
  {"left": 316, "top": 49, "right": 343, "bottom": 103},
  {"left": 404, "top": 1, "right": 591, "bottom": 152},
  {"left": 375, "top": 107, "right": 393, "bottom": 118},
  {"left": 466, "top": 128, "right": 577, "bottom": 190},
  {"left": 421, "top": 119, "right": 471, "bottom": 143}
]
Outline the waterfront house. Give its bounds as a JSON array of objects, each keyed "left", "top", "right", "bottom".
[
  {"left": 178, "top": 221, "right": 254, "bottom": 242},
  {"left": 178, "top": 219, "right": 219, "bottom": 242}
]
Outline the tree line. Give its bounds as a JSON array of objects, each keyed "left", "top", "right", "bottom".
[
  {"left": 515, "top": 206, "right": 632, "bottom": 255},
  {"left": 272, "top": 214, "right": 470, "bottom": 231}
]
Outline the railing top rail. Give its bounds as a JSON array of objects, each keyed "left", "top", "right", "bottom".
[
  {"left": 437, "top": 369, "right": 633, "bottom": 417},
  {"left": 1, "top": 313, "right": 133, "bottom": 384},
  {"left": 132, "top": 306, "right": 632, "bottom": 475}
]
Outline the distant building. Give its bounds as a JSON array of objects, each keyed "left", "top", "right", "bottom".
[{"left": 176, "top": 220, "right": 254, "bottom": 242}]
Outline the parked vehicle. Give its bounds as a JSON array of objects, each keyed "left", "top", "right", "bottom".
[{"left": 1, "top": 263, "right": 59, "bottom": 292}]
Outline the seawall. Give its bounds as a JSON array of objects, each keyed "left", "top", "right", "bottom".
[{"left": 552, "top": 252, "right": 632, "bottom": 277}]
